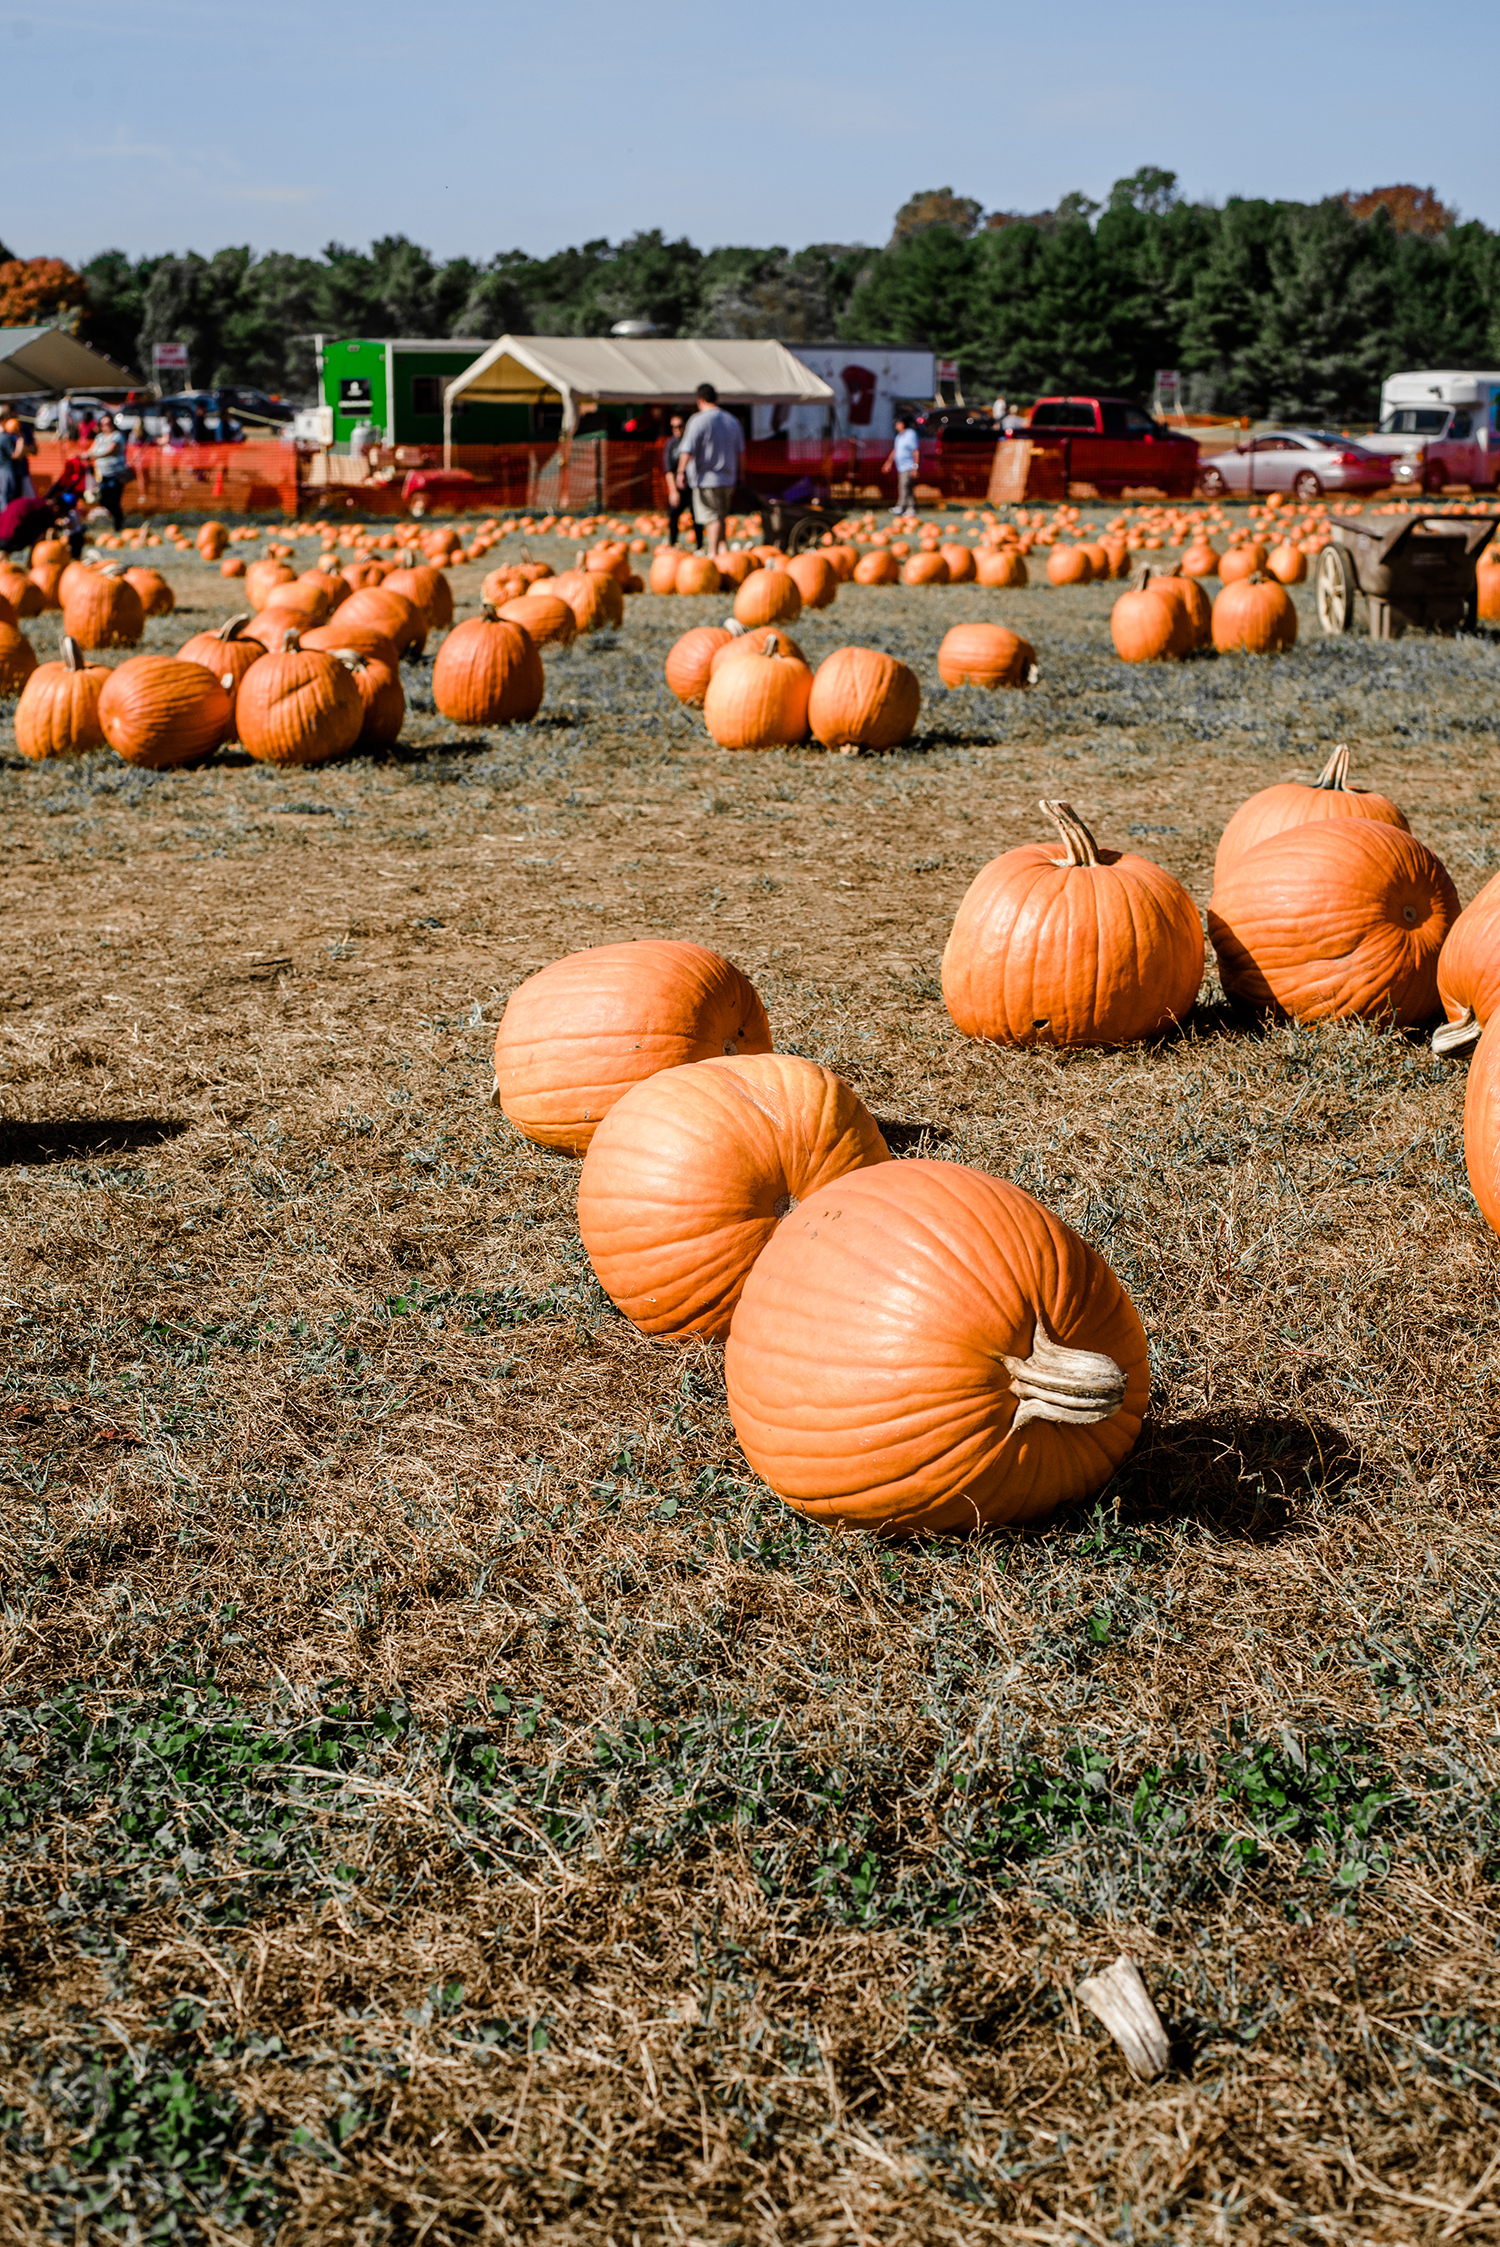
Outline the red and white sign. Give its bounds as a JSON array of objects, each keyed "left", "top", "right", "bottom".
[{"left": 152, "top": 342, "right": 189, "bottom": 383}]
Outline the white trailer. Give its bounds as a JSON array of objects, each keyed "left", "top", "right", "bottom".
[
  {"left": 754, "top": 346, "right": 937, "bottom": 442},
  {"left": 1363, "top": 369, "right": 1500, "bottom": 491}
]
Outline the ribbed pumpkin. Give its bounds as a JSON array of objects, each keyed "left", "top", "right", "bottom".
[
  {"left": 335, "top": 584, "right": 425, "bottom": 655},
  {"left": 785, "top": 553, "right": 837, "bottom": 609},
  {"left": 734, "top": 568, "right": 802, "bottom": 628},
  {"left": 1477, "top": 551, "right": 1500, "bottom": 624},
  {"left": 854, "top": 549, "right": 900, "bottom": 585},
  {"left": 301, "top": 620, "right": 402, "bottom": 672},
  {"left": 709, "top": 627, "right": 804, "bottom": 675},
  {"left": 943, "top": 800, "right": 1204, "bottom": 1048},
  {"left": 939, "top": 542, "right": 977, "bottom": 584},
  {"left": 345, "top": 559, "right": 390, "bottom": 591},
  {"left": 1213, "top": 744, "right": 1408, "bottom": 886},
  {"left": 1181, "top": 540, "right": 1220, "bottom": 578},
  {"left": 0, "top": 563, "right": 42, "bottom": 618},
  {"left": 585, "top": 541, "right": 631, "bottom": 586},
  {"left": 725, "top": 1160, "right": 1149, "bottom": 1535},
  {"left": 937, "top": 623, "right": 1038, "bottom": 690},
  {"left": 1435, "top": 869, "right": 1500, "bottom": 1056},
  {"left": 98, "top": 656, "right": 232, "bottom": 770},
  {"left": 221, "top": 557, "right": 246, "bottom": 579},
  {"left": 1463, "top": 1016, "right": 1500, "bottom": 1235},
  {"left": 493, "top": 939, "right": 772, "bottom": 1153},
  {"left": 1111, "top": 570, "right": 1188, "bottom": 662},
  {"left": 976, "top": 547, "right": 1028, "bottom": 587},
  {"left": 825, "top": 545, "right": 859, "bottom": 581},
  {"left": 648, "top": 549, "right": 681, "bottom": 593},
  {"left": 235, "top": 633, "right": 364, "bottom": 766},
  {"left": 13, "top": 637, "right": 106, "bottom": 759},
  {"left": 196, "top": 521, "right": 227, "bottom": 561},
  {"left": 62, "top": 569, "right": 144, "bottom": 650},
  {"left": 1267, "top": 541, "right": 1307, "bottom": 585},
  {"left": 497, "top": 593, "right": 577, "bottom": 649},
  {"left": 675, "top": 553, "right": 723, "bottom": 596},
  {"left": 808, "top": 647, "right": 920, "bottom": 753},
  {"left": 247, "top": 580, "right": 332, "bottom": 641},
  {"left": 1047, "top": 546, "right": 1093, "bottom": 586},
  {"left": 124, "top": 566, "right": 175, "bottom": 617},
  {"left": 331, "top": 647, "right": 405, "bottom": 746},
  {"left": 1150, "top": 571, "right": 1212, "bottom": 650},
  {"left": 715, "top": 551, "right": 755, "bottom": 589},
  {"left": 577, "top": 1053, "right": 890, "bottom": 1338},
  {"left": 1212, "top": 573, "right": 1297, "bottom": 653},
  {"left": 549, "top": 567, "right": 623, "bottom": 631},
  {"left": 432, "top": 607, "right": 544, "bottom": 726},
  {"left": 665, "top": 624, "right": 735, "bottom": 705},
  {"left": 245, "top": 557, "right": 296, "bottom": 610},
  {"left": 903, "top": 551, "right": 949, "bottom": 586},
  {"left": 29, "top": 538, "right": 69, "bottom": 609},
  {"left": 1219, "top": 542, "right": 1268, "bottom": 584},
  {"left": 1207, "top": 821, "right": 1458, "bottom": 1024},
  {"left": 176, "top": 615, "right": 263, "bottom": 727},
  {"left": 383, "top": 559, "right": 453, "bottom": 631},
  {"left": 703, "top": 639, "right": 812, "bottom": 749}
]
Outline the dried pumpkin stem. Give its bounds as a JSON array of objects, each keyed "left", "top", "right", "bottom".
[
  {"left": 1001, "top": 1319, "right": 1127, "bottom": 1431},
  {"left": 61, "top": 636, "right": 83, "bottom": 672},
  {"left": 1076, "top": 1956, "right": 1169, "bottom": 2081},
  {"left": 1314, "top": 744, "right": 1352, "bottom": 791},
  {"left": 217, "top": 614, "right": 251, "bottom": 640},
  {"left": 1039, "top": 799, "right": 1103, "bottom": 869},
  {"left": 1433, "top": 1006, "right": 1483, "bottom": 1058}
]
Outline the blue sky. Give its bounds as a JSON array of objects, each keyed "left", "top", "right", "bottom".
[{"left": 9, "top": 0, "right": 1498, "bottom": 264}]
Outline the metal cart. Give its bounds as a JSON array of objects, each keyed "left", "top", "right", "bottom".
[
  {"left": 1316, "top": 512, "right": 1496, "bottom": 638},
  {"left": 754, "top": 490, "right": 840, "bottom": 553}
]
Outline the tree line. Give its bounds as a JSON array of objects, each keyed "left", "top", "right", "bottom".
[{"left": 3, "top": 170, "right": 1495, "bottom": 422}]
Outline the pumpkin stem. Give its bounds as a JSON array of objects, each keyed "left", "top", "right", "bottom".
[
  {"left": 280, "top": 628, "right": 301, "bottom": 652},
  {"left": 1133, "top": 566, "right": 1155, "bottom": 591},
  {"left": 61, "top": 635, "right": 83, "bottom": 672},
  {"left": 1313, "top": 743, "right": 1352, "bottom": 792},
  {"left": 1001, "top": 1320, "right": 1128, "bottom": 1432},
  {"left": 724, "top": 618, "right": 747, "bottom": 637},
  {"left": 1433, "top": 1006, "right": 1483, "bottom": 1058},
  {"left": 1039, "top": 799, "right": 1103, "bottom": 868},
  {"left": 330, "top": 647, "right": 368, "bottom": 674},
  {"left": 481, "top": 601, "right": 500, "bottom": 622},
  {"left": 217, "top": 614, "right": 251, "bottom": 640}
]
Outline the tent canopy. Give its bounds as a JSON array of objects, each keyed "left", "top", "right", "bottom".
[
  {"left": 444, "top": 335, "right": 835, "bottom": 440},
  {"left": 0, "top": 327, "right": 134, "bottom": 397}
]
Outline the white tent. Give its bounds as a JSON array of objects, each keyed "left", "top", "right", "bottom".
[
  {"left": 0, "top": 326, "right": 134, "bottom": 397},
  {"left": 442, "top": 334, "right": 835, "bottom": 460}
]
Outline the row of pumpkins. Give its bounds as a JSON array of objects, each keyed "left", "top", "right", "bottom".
[{"left": 483, "top": 750, "right": 1500, "bottom": 1537}]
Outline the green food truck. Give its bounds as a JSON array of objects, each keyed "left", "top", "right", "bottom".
[{"left": 318, "top": 337, "right": 530, "bottom": 447}]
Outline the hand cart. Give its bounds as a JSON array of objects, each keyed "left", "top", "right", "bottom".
[{"left": 1315, "top": 512, "right": 1496, "bottom": 638}]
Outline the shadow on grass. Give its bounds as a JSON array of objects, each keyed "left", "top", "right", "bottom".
[
  {"left": 0, "top": 1117, "right": 188, "bottom": 1167},
  {"left": 1115, "top": 1408, "right": 1363, "bottom": 1542}
]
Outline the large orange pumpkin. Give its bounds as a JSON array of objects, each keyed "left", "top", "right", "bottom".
[
  {"left": 937, "top": 623, "right": 1037, "bottom": 689},
  {"left": 1213, "top": 744, "right": 1407, "bottom": 885},
  {"left": 709, "top": 626, "right": 805, "bottom": 676},
  {"left": 1267, "top": 541, "right": 1307, "bottom": 585},
  {"left": 734, "top": 568, "right": 801, "bottom": 628},
  {"left": 785, "top": 553, "right": 836, "bottom": 609},
  {"left": 665, "top": 623, "right": 735, "bottom": 705},
  {"left": 0, "top": 621, "right": 38, "bottom": 694},
  {"left": 1462, "top": 1016, "right": 1500, "bottom": 1234},
  {"left": 98, "top": 656, "right": 232, "bottom": 769},
  {"left": 383, "top": 559, "right": 454, "bottom": 631},
  {"left": 1208, "top": 821, "right": 1458, "bottom": 1024},
  {"left": 1110, "top": 570, "right": 1188, "bottom": 662},
  {"left": 825, "top": 545, "right": 860, "bottom": 581},
  {"left": 14, "top": 636, "right": 107, "bottom": 759},
  {"left": 703, "top": 639, "right": 812, "bottom": 749},
  {"left": 245, "top": 557, "right": 297, "bottom": 610},
  {"left": 1434, "top": 868, "right": 1500, "bottom": 1056},
  {"left": 496, "top": 592, "right": 576, "bottom": 649},
  {"left": 176, "top": 614, "right": 263, "bottom": 728},
  {"left": 1181, "top": 540, "right": 1220, "bottom": 578},
  {"left": 335, "top": 584, "right": 426, "bottom": 654},
  {"left": 235, "top": 634, "right": 364, "bottom": 766},
  {"left": 124, "top": 566, "right": 175, "bottom": 617},
  {"left": 332, "top": 647, "right": 405, "bottom": 746},
  {"left": 1219, "top": 542, "right": 1267, "bottom": 584},
  {"left": 1047, "top": 546, "right": 1093, "bottom": 586},
  {"left": 854, "top": 549, "right": 900, "bottom": 585},
  {"left": 0, "top": 562, "right": 42, "bottom": 618},
  {"left": 1149, "top": 572, "right": 1212, "bottom": 650},
  {"left": 725, "top": 1160, "right": 1149, "bottom": 1535},
  {"left": 648, "top": 549, "right": 681, "bottom": 594},
  {"left": 493, "top": 939, "right": 772, "bottom": 1153},
  {"left": 432, "top": 609, "right": 544, "bottom": 725},
  {"left": 940, "top": 542, "right": 977, "bottom": 584},
  {"left": 62, "top": 568, "right": 143, "bottom": 649},
  {"left": 1212, "top": 573, "right": 1297, "bottom": 653},
  {"left": 715, "top": 551, "right": 755, "bottom": 589},
  {"left": 976, "top": 548, "right": 1028, "bottom": 587},
  {"left": 808, "top": 646, "right": 920, "bottom": 752},
  {"left": 577, "top": 1053, "right": 890, "bottom": 1337},
  {"left": 902, "top": 551, "right": 949, "bottom": 587},
  {"left": 675, "top": 552, "right": 723, "bottom": 596},
  {"left": 1477, "top": 550, "right": 1500, "bottom": 624},
  {"left": 943, "top": 801, "right": 1204, "bottom": 1048},
  {"left": 549, "top": 567, "right": 623, "bottom": 632}
]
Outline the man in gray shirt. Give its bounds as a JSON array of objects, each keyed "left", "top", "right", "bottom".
[{"left": 676, "top": 382, "right": 743, "bottom": 558}]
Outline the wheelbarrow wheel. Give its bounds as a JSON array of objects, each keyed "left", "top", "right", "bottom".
[
  {"left": 1317, "top": 543, "right": 1358, "bottom": 635},
  {"left": 787, "top": 518, "right": 825, "bottom": 555}
]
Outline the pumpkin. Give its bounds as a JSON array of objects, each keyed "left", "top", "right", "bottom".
[
  {"left": 549, "top": 566, "right": 623, "bottom": 632},
  {"left": 31, "top": 537, "right": 70, "bottom": 573},
  {"left": 515, "top": 561, "right": 554, "bottom": 586},
  {"left": 329, "top": 646, "right": 405, "bottom": 746},
  {"left": 301, "top": 620, "right": 402, "bottom": 672},
  {"left": 1477, "top": 550, "right": 1500, "bottom": 624},
  {"left": 585, "top": 542, "right": 631, "bottom": 586},
  {"left": 496, "top": 593, "right": 577, "bottom": 649},
  {"left": 124, "top": 566, "right": 175, "bottom": 617},
  {"left": 1110, "top": 569, "right": 1188, "bottom": 662},
  {"left": 432, "top": 607, "right": 544, "bottom": 725},
  {"left": 176, "top": 614, "right": 263, "bottom": 725},
  {"left": 1213, "top": 743, "right": 1408, "bottom": 885},
  {"left": 1207, "top": 820, "right": 1458, "bottom": 1024},
  {"left": 1267, "top": 541, "right": 1307, "bottom": 585},
  {"left": 808, "top": 647, "right": 920, "bottom": 753},
  {"left": 725, "top": 1160, "right": 1149, "bottom": 1535},
  {"left": 648, "top": 549, "right": 681, "bottom": 594},
  {"left": 98, "top": 656, "right": 232, "bottom": 769},
  {"left": 1047, "top": 546, "right": 1093, "bottom": 586},
  {"left": 940, "top": 542, "right": 977, "bottom": 584},
  {"left": 937, "top": 622, "right": 1037, "bottom": 690},
  {"left": 62, "top": 569, "right": 143, "bottom": 650},
  {"left": 703, "top": 638, "right": 812, "bottom": 750},
  {"left": 247, "top": 581, "right": 333, "bottom": 640},
  {"left": 493, "top": 939, "right": 772, "bottom": 1152},
  {"left": 715, "top": 551, "right": 755, "bottom": 589},
  {"left": 1433, "top": 868, "right": 1500, "bottom": 1056},
  {"left": 196, "top": 521, "right": 227, "bottom": 561},
  {"left": 825, "top": 545, "right": 860, "bottom": 581},
  {"left": 346, "top": 559, "right": 392, "bottom": 591},
  {"left": 943, "top": 800, "right": 1204, "bottom": 1048},
  {"left": 245, "top": 557, "right": 297, "bottom": 610},
  {"left": 0, "top": 621, "right": 37, "bottom": 694},
  {"left": 854, "top": 549, "right": 900, "bottom": 586},
  {"left": 1211, "top": 573, "right": 1297, "bottom": 653},
  {"left": 13, "top": 636, "right": 106, "bottom": 759},
  {"left": 902, "top": 551, "right": 949, "bottom": 586},
  {"left": 1148, "top": 571, "right": 1211, "bottom": 651},
  {"left": 29, "top": 560, "right": 65, "bottom": 610},
  {"left": 709, "top": 626, "right": 804, "bottom": 675},
  {"left": 0, "top": 563, "right": 42, "bottom": 618},
  {"left": 1463, "top": 1016, "right": 1500, "bottom": 1234},
  {"left": 675, "top": 553, "right": 723, "bottom": 596},
  {"left": 734, "top": 568, "right": 802, "bottom": 628},
  {"left": 334, "top": 584, "right": 426, "bottom": 655},
  {"left": 1219, "top": 542, "right": 1268, "bottom": 583},
  {"left": 577, "top": 1053, "right": 890, "bottom": 1338},
  {"left": 665, "top": 623, "right": 734, "bottom": 705},
  {"left": 785, "top": 552, "right": 837, "bottom": 609},
  {"left": 383, "top": 560, "right": 454, "bottom": 631},
  {"left": 235, "top": 632, "right": 365, "bottom": 766},
  {"left": 976, "top": 548, "right": 1028, "bottom": 587},
  {"left": 220, "top": 557, "right": 246, "bottom": 579},
  {"left": 1181, "top": 545, "right": 1222, "bottom": 581}
]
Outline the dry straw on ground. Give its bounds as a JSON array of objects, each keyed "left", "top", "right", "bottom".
[{"left": 2, "top": 540, "right": 1500, "bottom": 2243}]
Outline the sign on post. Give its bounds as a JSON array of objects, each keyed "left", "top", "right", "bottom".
[
  {"left": 152, "top": 341, "right": 189, "bottom": 391},
  {"left": 935, "top": 356, "right": 961, "bottom": 400},
  {"left": 1153, "top": 369, "right": 1181, "bottom": 416}
]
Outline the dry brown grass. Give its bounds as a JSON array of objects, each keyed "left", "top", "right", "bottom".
[{"left": 3, "top": 530, "right": 1500, "bottom": 2244}]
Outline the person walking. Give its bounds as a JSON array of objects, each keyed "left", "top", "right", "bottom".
[
  {"left": 884, "top": 413, "right": 919, "bottom": 520},
  {"left": 89, "top": 416, "right": 130, "bottom": 532},
  {"left": 675, "top": 382, "right": 743, "bottom": 559},
  {"left": 0, "top": 415, "right": 32, "bottom": 508},
  {"left": 662, "top": 412, "right": 700, "bottom": 549}
]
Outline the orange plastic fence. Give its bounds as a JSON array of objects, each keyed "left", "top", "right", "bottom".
[{"left": 30, "top": 439, "right": 299, "bottom": 515}]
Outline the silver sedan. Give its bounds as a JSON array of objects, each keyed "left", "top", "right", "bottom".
[{"left": 1198, "top": 429, "right": 1392, "bottom": 501}]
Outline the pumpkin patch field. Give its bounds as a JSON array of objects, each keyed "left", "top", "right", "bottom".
[{"left": 6, "top": 522, "right": 1500, "bottom": 2244}]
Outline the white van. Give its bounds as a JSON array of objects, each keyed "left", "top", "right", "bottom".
[{"left": 1362, "top": 370, "right": 1500, "bottom": 491}]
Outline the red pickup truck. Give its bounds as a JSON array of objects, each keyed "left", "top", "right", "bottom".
[{"left": 1017, "top": 396, "right": 1200, "bottom": 498}]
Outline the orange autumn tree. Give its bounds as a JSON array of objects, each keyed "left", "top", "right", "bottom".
[{"left": 0, "top": 257, "right": 87, "bottom": 331}]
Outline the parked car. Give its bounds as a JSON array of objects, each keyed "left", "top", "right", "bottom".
[
  {"left": 140, "top": 387, "right": 295, "bottom": 440},
  {"left": 1017, "top": 395, "right": 1199, "bottom": 497},
  {"left": 909, "top": 407, "right": 997, "bottom": 440},
  {"left": 1357, "top": 372, "right": 1500, "bottom": 490},
  {"left": 1198, "top": 429, "right": 1390, "bottom": 500}
]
